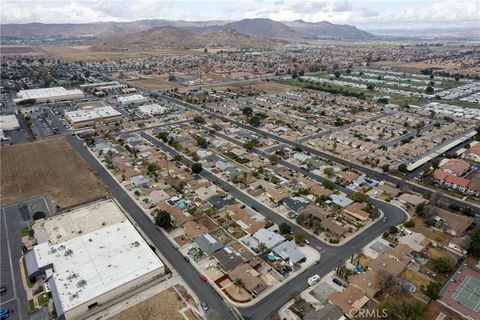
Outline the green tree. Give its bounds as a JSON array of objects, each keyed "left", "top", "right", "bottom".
[
  {"left": 322, "top": 180, "right": 335, "bottom": 190},
  {"left": 425, "top": 281, "right": 443, "bottom": 300},
  {"left": 244, "top": 140, "right": 257, "bottom": 151},
  {"left": 402, "top": 302, "right": 424, "bottom": 320},
  {"left": 279, "top": 222, "right": 291, "bottom": 235},
  {"left": 367, "top": 83, "right": 375, "bottom": 91},
  {"left": 398, "top": 163, "right": 408, "bottom": 173},
  {"left": 157, "top": 132, "right": 169, "bottom": 142},
  {"left": 323, "top": 167, "right": 334, "bottom": 177},
  {"left": 193, "top": 115, "right": 205, "bottom": 124},
  {"left": 33, "top": 211, "right": 46, "bottom": 220},
  {"left": 334, "top": 71, "right": 341, "bottom": 78},
  {"left": 233, "top": 278, "right": 244, "bottom": 293},
  {"left": 404, "top": 219, "right": 415, "bottom": 228},
  {"left": 242, "top": 106, "right": 253, "bottom": 117},
  {"left": 377, "top": 302, "right": 394, "bottom": 320},
  {"left": 294, "top": 233, "right": 306, "bottom": 244},
  {"left": 191, "top": 162, "right": 203, "bottom": 174},
  {"left": 155, "top": 210, "right": 172, "bottom": 229},
  {"left": 196, "top": 135, "right": 208, "bottom": 148},
  {"left": 350, "top": 191, "right": 368, "bottom": 203},
  {"left": 425, "top": 86, "right": 434, "bottom": 94},
  {"left": 248, "top": 115, "right": 261, "bottom": 127},
  {"left": 432, "top": 257, "right": 454, "bottom": 274},
  {"left": 468, "top": 229, "right": 480, "bottom": 257}
]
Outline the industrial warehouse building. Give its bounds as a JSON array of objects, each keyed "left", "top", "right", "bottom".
[
  {"left": 15, "top": 87, "right": 84, "bottom": 103},
  {"left": 0, "top": 114, "right": 20, "bottom": 140},
  {"left": 24, "top": 200, "right": 165, "bottom": 320},
  {"left": 64, "top": 105, "right": 122, "bottom": 128},
  {"left": 117, "top": 94, "right": 148, "bottom": 105}
]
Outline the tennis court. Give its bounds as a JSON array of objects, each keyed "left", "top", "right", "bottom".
[{"left": 452, "top": 275, "right": 480, "bottom": 312}]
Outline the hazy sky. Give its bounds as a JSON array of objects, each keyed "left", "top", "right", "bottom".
[{"left": 2, "top": 0, "right": 479, "bottom": 30}]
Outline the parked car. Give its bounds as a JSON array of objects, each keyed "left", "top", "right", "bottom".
[
  {"left": 382, "top": 217, "right": 388, "bottom": 222},
  {"left": 204, "top": 263, "right": 212, "bottom": 270},
  {"left": 200, "top": 275, "right": 208, "bottom": 282},
  {"left": 201, "top": 302, "right": 209, "bottom": 311},
  {"left": 184, "top": 256, "right": 190, "bottom": 262},
  {"left": 307, "top": 274, "right": 320, "bottom": 286},
  {"left": 0, "top": 287, "right": 6, "bottom": 294}
]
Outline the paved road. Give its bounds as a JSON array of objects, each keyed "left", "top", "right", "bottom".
[
  {"left": 140, "top": 132, "right": 407, "bottom": 319},
  {"left": 160, "top": 94, "right": 480, "bottom": 215},
  {"left": 67, "top": 136, "right": 237, "bottom": 320}
]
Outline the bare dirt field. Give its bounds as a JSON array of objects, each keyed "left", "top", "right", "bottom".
[
  {"left": 211, "top": 80, "right": 297, "bottom": 93},
  {"left": 423, "top": 301, "right": 463, "bottom": 320},
  {"left": 1, "top": 136, "right": 108, "bottom": 208},
  {"left": 38, "top": 46, "right": 200, "bottom": 61},
  {"left": 111, "top": 287, "right": 184, "bottom": 320},
  {"left": 1, "top": 45, "right": 39, "bottom": 55},
  {"left": 128, "top": 77, "right": 179, "bottom": 90}
]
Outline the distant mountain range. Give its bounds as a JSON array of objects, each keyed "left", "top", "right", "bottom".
[{"left": 1, "top": 18, "right": 376, "bottom": 45}]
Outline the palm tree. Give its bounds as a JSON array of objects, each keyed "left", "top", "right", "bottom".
[{"left": 233, "top": 278, "right": 244, "bottom": 293}]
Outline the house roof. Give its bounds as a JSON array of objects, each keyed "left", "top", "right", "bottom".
[
  {"left": 300, "top": 204, "right": 328, "bottom": 220},
  {"left": 384, "top": 243, "right": 413, "bottom": 264},
  {"left": 194, "top": 233, "right": 223, "bottom": 255},
  {"left": 439, "top": 159, "right": 470, "bottom": 176},
  {"left": 368, "top": 255, "right": 406, "bottom": 276},
  {"left": 445, "top": 175, "right": 470, "bottom": 188},
  {"left": 212, "top": 247, "right": 244, "bottom": 272},
  {"left": 229, "top": 263, "right": 267, "bottom": 294},
  {"left": 337, "top": 171, "right": 359, "bottom": 183},
  {"left": 329, "top": 285, "right": 369, "bottom": 316},
  {"left": 342, "top": 203, "right": 370, "bottom": 221},
  {"left": 253, "top": 228, "right": 285, "bottom": 249},
  {"left": 283, "top": 196, "right": 309, "bottom": 212},
  {"left": 272, "top": 240, "right": 306, "bottom": 264},
  {"left": 322, "top": 218, "right": 345, "bottom": 237},
  {"left": 183, "top": 221, "right": 209, "bottom": 240},
  {"left": 435, "top": 207, "right": 474, "bottom": 235},
  {"left": 349, "top": 270, "right": 381, "bottom": 298}
]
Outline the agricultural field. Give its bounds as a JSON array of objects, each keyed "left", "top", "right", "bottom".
[
  {"left": 38, "top": 45, "right": 199, "bottom": 61},
  {"left": 0, "top": 136, "right": 108, "bottom": 208}
]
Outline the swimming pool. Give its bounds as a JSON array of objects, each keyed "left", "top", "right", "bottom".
[{"left": 176, "top": 200, "right": 187, "bottom": 209}]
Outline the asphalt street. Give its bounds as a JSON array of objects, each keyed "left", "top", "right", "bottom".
[{"left": 67, "top": 136, "right": 238, "bottom": 320}]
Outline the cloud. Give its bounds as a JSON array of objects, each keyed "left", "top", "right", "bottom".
[{"left": 1, "top": 0, "right": 479, "bottom": 29}]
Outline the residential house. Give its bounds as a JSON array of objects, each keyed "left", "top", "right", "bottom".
[
  {"left": 229, "top": 263, "right": 267, "bottom": 295},
  {"left": 272, "top": 240, "right": 306, "bottom": 264},
  {"left": 328, "top": 286, "right": 369, "bottom": 318},
  {"left": 253, "top": 228, "right": 285, "bottom": 249},
  {"left": 341, "top": 203, "right": 370, "bottom": 223}
]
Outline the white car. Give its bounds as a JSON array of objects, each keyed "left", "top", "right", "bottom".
[
  {"left": 204, "top": 263, "right": 212, "bottom": 270},
  {"left": 308, "top": 274, "right": 320, "bottom": 286}
]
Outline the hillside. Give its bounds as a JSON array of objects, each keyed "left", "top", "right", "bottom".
[
  {"left": 285, "top": 20, "right": 375, "bottom": 40},
  {"left": 90, "top": 27, "right": 285, "bottom": 51},
  {"left": 224, "top": 18, "right": 301, "bottom": 39}
]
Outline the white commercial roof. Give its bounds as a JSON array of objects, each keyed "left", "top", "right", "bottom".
[
  {"left": 117, "top": 94, "right": 147, "bottom": 104},
  {"left": 0, "top": 114, "right": 20, "bottom": 131},
  {"left": 65, "top": 106, "right": 121, "bottom": 123},
  {"left": 17, "top": 87, "right": 83, "bottom": 100},
  {"left": 33, "top": 220, "right": 163, "bottom": 312},
  {"left": 138, "top": 103, "right": 167, "bottom": 115}
]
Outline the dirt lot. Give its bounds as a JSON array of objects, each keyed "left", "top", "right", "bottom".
[
  {"left": 1, "top": 45, "right": 38, "bottom": 55},
  {"left": 409, "top": 217, "right": 453, "bottom": 244},
  {"left": 111, "top": 287, "right": 185, "bottom": 320},
  {"left": 210, "top": 80, "right": 297, "bottom": 93},
  {"left": 38, "top": 46, "right": 199, "bottom": 61},
  {"left": 423, "top": 301, "right": 463, "bottom": 320},
  {"left": 128, "top": 77, "right": 179, "bottom": 90},
  {"left": 400, "top": 268, "right": 432, "bottom": 289},
  {"left": 1, "top": 137, "right": 107, "bottom": 208}
]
